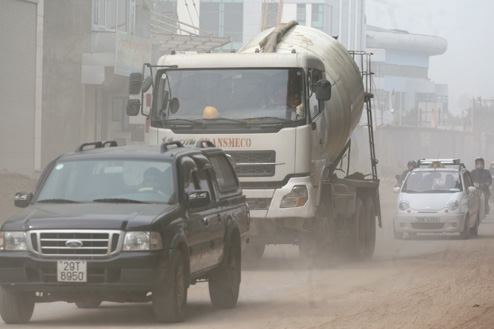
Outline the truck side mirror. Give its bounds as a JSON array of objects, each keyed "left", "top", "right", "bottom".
[
  {"left": 129, "top": 72, "right": 143, "bottom": 95},
  {"left": 142, "top": 76, "right": 153, "bottom": 93},
  {"left": 314, "top": 79, "right": 331, "bottom": 101},
  {"left": 14, "top": 192, "right": 33, "bottom": 208},
  {"left": 127, "top": 99, "right": 141, "bottom": 116}
]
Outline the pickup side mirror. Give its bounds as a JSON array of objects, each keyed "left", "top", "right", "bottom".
[
  {"left": 393, "top": 187, "right": 400, "bottom": 193},
  {"left": 187, "top": 191, "right": 210, "bottom": 208},
  {"left": 314, "top": 79, "right": 331, "bottom": 101},
  {"left": 468, "top": 186, "right": 477, "bottom": 194},
  {"left": 14, "top": 192, "right": 33, "bottom": 208}
]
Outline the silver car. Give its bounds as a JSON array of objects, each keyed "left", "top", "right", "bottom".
[{"left": 393, "top": 159, "right": 485, "bottom": 239}]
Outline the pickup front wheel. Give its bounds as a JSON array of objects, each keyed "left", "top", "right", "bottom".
[
  {"left": 152, "top": 249, "right": 187, "bottom": 323},
  {"left": 209, "top": 234, "right": 241, "bottom": 308},
  {"left": 0, "top": 286, "right": 35, "bottom": 324}
]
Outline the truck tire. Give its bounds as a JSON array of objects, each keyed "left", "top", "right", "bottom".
[
  {"left": 209, "top": 234, "right": 241, "bottom": 308},
  {"left": 152, "top": 249, "right": 187, "bottom": 323},
  {"left": 347, "top": 197, "right": 370, "bottom": 261},
  {"left": 75, "top": 301, "right": 102, "bottom": 309},
  {"left": 460, "top": 215, "right": 471, "bottom": 240},
  {"left": 363, "top": 197, "right": 377, "bottom": 259},
  {"left": 0, "top": 286, "right": 35, "bottom": 324},
  {"left": 242, "top": 244, "right": 265, "bottom": 266}
]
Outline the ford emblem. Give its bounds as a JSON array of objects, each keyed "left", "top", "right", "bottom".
[{"left": 66, "top": 240, "right": 83, "bottom": 248}]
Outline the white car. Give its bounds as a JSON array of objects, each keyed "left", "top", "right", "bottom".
[{"left": 393, "top": 159, "right": 485, "bottom": 239}]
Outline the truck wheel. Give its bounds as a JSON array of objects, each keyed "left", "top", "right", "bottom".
[
  {"left": 152, "top": 249, "right": 187, "bottom": 323},
  {"left": 363, "top": 197, "right": 377, "bottom": 259},
  {"left": 460, "top": 215, "right": 471, "bottom": 240},
  {"left": 75, "top": 301, "right": 102, "bottom": 309},
  {"left": 347, "top": 197, "right": 369, "bottom": 261},
  {"left": 469, "top": 214, "right": 479, "bottom": 237},
  {"left": 209, "top": 234, "right": 241, "bottom": 308},
  {"left": 0, "top": 286, "right": 35, "bottom": 324},
  {"left": 242, "top": 244, "right": 265, "bottom": 266}
]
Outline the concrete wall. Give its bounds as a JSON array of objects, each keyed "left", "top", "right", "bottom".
[
  {"left": 42, "top": 0, "right": 92, "bottom": 168},
  {"left": 351, "top": 125, "right": 492, "bottom": 179}
]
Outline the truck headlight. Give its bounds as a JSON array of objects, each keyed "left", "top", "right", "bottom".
[
  {"left": 399, "top": 201, "right": 410, "bottom": 211},
  {"left": 448, "top": 200, "right": 459, "bottom": 211},
  {"left": 280, "top": 185, "right": 308, "bottom": 208},
  {"left": 123, "top": 232, "right": 163, "bottom": 251},
  {"left": 0, "top": 232, "right": 28, "bottom": 251}
]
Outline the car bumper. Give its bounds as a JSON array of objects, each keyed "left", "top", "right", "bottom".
[
  {"left": 0, "top": 250, "right": 169, "bottom": 293},
  {"left": 394, "top": 213, "right": 466, "bottom": 233}
]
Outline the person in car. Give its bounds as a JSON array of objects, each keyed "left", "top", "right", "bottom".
[{"left": 471, "top": 157, "right": 492, "bottom": 214}]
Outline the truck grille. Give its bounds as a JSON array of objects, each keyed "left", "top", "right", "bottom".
[
  {"left": 227, "top": 151, "right": 276, "bottom": 177},
  {"left": 29, "top": 230, "right": 122, "bottom": 257}
]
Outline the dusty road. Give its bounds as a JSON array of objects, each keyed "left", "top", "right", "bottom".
[{"left": 2, "top": 175, "right": 494, "bottom": 328}]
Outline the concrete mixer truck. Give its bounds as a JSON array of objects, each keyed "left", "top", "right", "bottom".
[{"left": 127, "top": 21, "right": 381, "bottom": 262}]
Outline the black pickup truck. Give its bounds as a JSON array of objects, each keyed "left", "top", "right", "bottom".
[{"left": 0, "top": 140, "right": 250, "bottom": 323}]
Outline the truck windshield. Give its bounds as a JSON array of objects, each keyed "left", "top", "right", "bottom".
[
  {"left": 402, "top": 170, "right": 462, "bottom": 193},
  {"left": 152, "top": 68, "right": 305, "bottom": 125},
  {"left": 37, "top": 160, "right": 175, "bottom": 204}
]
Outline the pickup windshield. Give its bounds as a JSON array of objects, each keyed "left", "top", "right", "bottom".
[
  {"left": 37, "top": 160, "right": 175, "bottom": 204},
  {"left": 402, "top": 170, "right": 462, "bottom": 193},
  {"left": 152, "top": 68, "right": 305, "bottom": 125}
]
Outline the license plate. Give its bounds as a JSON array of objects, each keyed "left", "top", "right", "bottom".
[
  {"left": 57, "top": 260, "right": 87, "bottom": 282},
  {"left": 417, "top": 217, "right": 440, "bottom": 223}
]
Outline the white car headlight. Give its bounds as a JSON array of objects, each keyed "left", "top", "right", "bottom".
[
  {"left": 123, "top": 232, "right": 163, "bottom": 251},
  {"left": 0, "top": 232, "right": 28, "bottom": 251},
  {"left": 399, "top": 201, "right": 410, "bottom": 211},
  {"left": 280, "top": 185, "right": 308, "bottom": 208},
  {"left": 448, "top": 200, "right": 459, "bottom": 211}
]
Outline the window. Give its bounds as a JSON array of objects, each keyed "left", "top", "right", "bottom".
[
  {"left": 297, "top": 4, "right": 306, "bottom": 26},
  {"left": 311, "top": 4, "right": 324, "bottom": 31},
  {"left": 37, "top": 159, "right": 174, "bottom": 203},
  {"left": 200, "top": 3, "right": 220, "bottom": 36},
  {"left": 308, "top": 69, "right": 325, "bottom": 119},
  {"left": 209, "top": 155, "right": 239, "bottom": 192},
  {"left": 93, "top": 0, "right": 134, "bottom": 33},
  {"left": 224, "top": 3, "right": 243, "bottom": 43}
]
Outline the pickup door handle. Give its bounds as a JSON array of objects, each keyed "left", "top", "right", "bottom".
[{"left": 202, "top": 217, "right": 209, "bottom": 226}]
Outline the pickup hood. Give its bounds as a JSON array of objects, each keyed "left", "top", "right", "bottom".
[{"left": 1, "top": 203, "right": 178, "bottom": 231}]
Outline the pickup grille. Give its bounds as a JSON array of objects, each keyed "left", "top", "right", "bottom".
[
  {"left": 29, "top": 230, "right": 122, "bottom": 257},
  {"left": 227, "top": 151, "right": 276, "bottom": 177}
]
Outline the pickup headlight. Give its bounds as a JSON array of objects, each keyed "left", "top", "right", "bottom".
[
  {"left": 0, "top": 232, "right": 28, "bottom": 251},
  {"left": 280, "top": 185, "right": 308, "bottom": 208},
  {"left": 123, "top": 232, "right": 163, "bottom": 251},
  {"left": 399, "top": 201, "right": 410, "bottom": 211}
]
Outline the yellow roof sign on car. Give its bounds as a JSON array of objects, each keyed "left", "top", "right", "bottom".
[{"left": 429, "top": 161, "right": 445, "bottom": 168}]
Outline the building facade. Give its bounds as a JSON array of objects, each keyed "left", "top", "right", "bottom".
[
  {"left": 196, "top": 0, "right": 366, "bottom": 52},
  {"left": 0, "top": 0, "right": 43, "bottom": 177},
  {"left": 366, "top": 25, "right": 448, "bottom": 127}
]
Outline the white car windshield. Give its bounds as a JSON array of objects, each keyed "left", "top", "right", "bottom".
[
  {"left": 37, "top": 160, "right": 175, "bottom": 204},
  {"left": 402, "top": 170, "right": 462, "bottom": 193}
]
